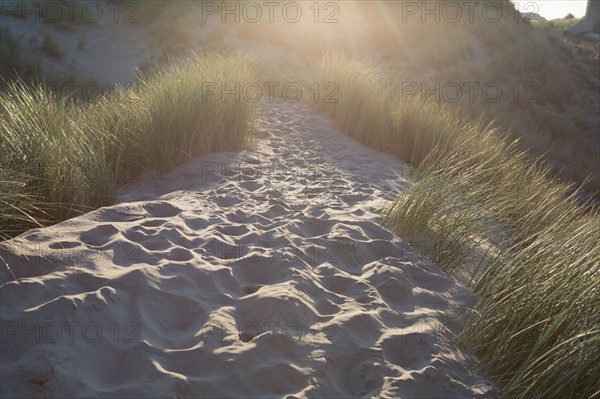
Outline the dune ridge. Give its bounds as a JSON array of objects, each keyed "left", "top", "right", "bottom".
[{"left": 0, "top": 100, "right": 495, "bottom": 398}]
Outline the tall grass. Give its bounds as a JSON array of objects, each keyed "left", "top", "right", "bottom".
[
  {"left": 300, "top": 52, "right": 600, "bottom": 399},
  {"left": 1, "top": 52, "right": 258, "bottom": 239}
]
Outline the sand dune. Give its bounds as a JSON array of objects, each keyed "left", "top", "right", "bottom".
[{"left": 1, "top": 100, "right": 495, "bottom": 398}]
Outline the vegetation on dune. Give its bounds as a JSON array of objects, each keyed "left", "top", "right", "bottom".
[
  {"left": 300, "top": 51, "right": 600, "bottom": 399},
  {"left": 356, "top": 2, "right": 598, "bottom": 195},
  {"left": 1, "top": 1, "right": 598, "bottom": 397},
  {"left": 0, "top": 52, "right": 258, "bottom": 239}
]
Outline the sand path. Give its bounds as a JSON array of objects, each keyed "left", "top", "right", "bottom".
[{"left": 1, "top": 100, "right": 495, "bottom": 398}]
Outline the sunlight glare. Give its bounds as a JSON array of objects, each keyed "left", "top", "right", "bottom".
[{"left": 512, "top": 0, "right": 588, "bottom": 20}]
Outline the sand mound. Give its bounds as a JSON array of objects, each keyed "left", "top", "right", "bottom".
[{"left": 1, "top": 100, "right": 495, "bottom": 398}]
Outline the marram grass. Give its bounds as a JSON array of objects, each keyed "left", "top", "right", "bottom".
[
  {"left": 300, "top": 51, "right": 600, "bottom": 399},
  {"left": 0, "top": 52, "right": 258, "bottom": 239},
  {"left": 2, "top": 48, "right": 598, "bottom": 398}
]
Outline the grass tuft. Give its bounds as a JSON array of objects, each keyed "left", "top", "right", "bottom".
[
  {"left": 301, "top": 51, "right": 600, "bottom": 399},
  {"left": 1, "top": 52, "right": 258, "bottom": 238}
]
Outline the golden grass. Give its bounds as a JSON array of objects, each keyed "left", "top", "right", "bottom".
[
  {"left": 300, "top": 51, "right": 599, "bottom": 399},
  {"left": 0, "top": 52, "right": 258, "bottom": 239}
]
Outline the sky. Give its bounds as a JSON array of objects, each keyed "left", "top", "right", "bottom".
[{"left": 511, "top": 0, "right": 588, "bottom": 20}]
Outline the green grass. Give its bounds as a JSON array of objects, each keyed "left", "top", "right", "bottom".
[
  {"left": 0, "top": 52, "right": 258, "bottom": 239},
  {"left": 299, "top": 51, "right": 600, "bottom": 399},
  {"left": 1, "top": 9, "right": 597, "bottom": 396},
  {"left": 361, "top": 2, "right": 596, "bottom": 195}
]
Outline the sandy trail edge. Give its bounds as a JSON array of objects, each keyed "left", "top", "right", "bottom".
[{"left": 1, "top": 100, "right": 496, "bottom": 398}]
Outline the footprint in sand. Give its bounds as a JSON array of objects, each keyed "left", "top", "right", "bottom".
[{"left": 0, "top": 99, "right": 495, "bottom": 399}]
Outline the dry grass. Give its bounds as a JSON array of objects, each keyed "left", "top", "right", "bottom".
[
  {"left": 0, "top": 52, "right": 259, "bottom": 239},
  {"left": 300, "top": 51, "right": 599, "bottom": 399}
]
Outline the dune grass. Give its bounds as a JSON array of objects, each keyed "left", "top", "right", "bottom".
[
  {"left": 360, "top": 1, "right": 597, "bottom": 194},
  {"left": 299, "top": 51, "right": 599, "bottom": 399},
  {"left": 0, "top": 52, "right": 258, "bottom": 239}
]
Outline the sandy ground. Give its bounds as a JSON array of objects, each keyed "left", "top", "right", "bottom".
[{"left": 0, "top": 100, "right": 496, "bottom": 398}]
